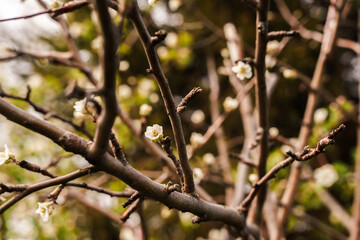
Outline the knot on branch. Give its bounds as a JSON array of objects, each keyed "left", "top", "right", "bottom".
[
  {"left": 151, "top": 30, "right": 167, "bottom": 46},
  {"left": 192, "top": 214, "right": 208, "bottom": 224},
  {"left": 165, "top": 181, "right": 181, "bottom": 194}
]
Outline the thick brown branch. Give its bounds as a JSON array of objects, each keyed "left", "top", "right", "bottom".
[
  {"left": 89, "top": 0, "right": 120, "bottom": 159},
  {"left": 0, "top": 98, "right": 246, "bottom": 229}
]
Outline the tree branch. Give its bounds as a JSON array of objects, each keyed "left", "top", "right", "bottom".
[
  {"left": 127, "top": 2, "right": 195, "bottom": 194},
  {"left": 0, "top": 98, "right": 247, "bottom": 230},
  {"left": 89, "top": 0, "right": 120, "bottom": 159},
  {"left": 239, "top": 124, "right": 345, "bottom": 213}
]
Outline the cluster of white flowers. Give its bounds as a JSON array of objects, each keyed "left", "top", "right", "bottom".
[
  {"left": 36, "top": 201, "right": 55, "bottom": 222},
  {"left": 139, "top": 104, "right": 153, "bottom": 117},
  {"left": 144, "top": 124, "right": 163, "bottom": 142},
  {"left": 0, "top": 144, "right": 15, "bottom": 165},
  {"left": 223, "top": 97, "right": 239, "bottom": 112},
  {"left": 313, "top": 164, "right": 338, "bottom": 188},
  {"left": 232, "top": 61, "right": 253, "bottom": 80}
]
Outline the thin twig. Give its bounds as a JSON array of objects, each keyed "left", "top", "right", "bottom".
[
  {"left": 0, "top": 1, "right": 89, "bottom": 22},
  {"left": 177, "top": 87, "right": 202, "bottom": 114},
  {"left": 0, "top": 166, "right": 96, "bottom": 214},
  {"left": 239, "top": 124, "right": 345, "bottom": 213}
]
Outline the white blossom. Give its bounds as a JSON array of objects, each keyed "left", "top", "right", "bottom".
[
  {"left": 168, "top": 0, "right": 182, "bottom": 11},
  {"left": 0, "top": 144, "right": 14, "bottom": 165},
  {"left": 313, "top": 164, "right": 338, "bottom": 188},
  {"left": 137, "top": 79, "right": 155, "bottom": 97},
  {"left": 191, "top": 110, "right": 205, "bottom": 124},
  {"left": 269, "top": 127, "right": 279, "bottom": 138},
  {"left": 190, "top": 132, "right": 204, "bottom": 148},
  {"left": 232, "top": 61, "right": 253, "bottom": 80},
  {"left": 249, "top": 173, "right": 258, "bottom": 184},
  {"left": 118, "top": 84, "right": 132, "bottom": 100},
  {"left": 203, "top": 153, "right": 215, "bottom": 165},
  {"left": 73, "top": 98, "right": 87, "bottom": 113},
  {"left": 148, "top": 0, "right": 158, "bottom": 6},
  {"left": 265, "top": 55, "right": 277, "bottom": 68},
  {"left": 314, "top": 108, "right": 328, "bottom": 124},
  {"left": 193, "top": 168, "right": 204, "bottom": 184},
  {"left": 283, "top": 69, "right": 297, "bottom": 79},
  {"left": 223, "top": 97, "right": 239, "bottom": 112},
  {"left": 267, "top": 40, "right": 280, "bottom": 55},
  {"left": 139, "top": 104, "right": 153, "bottom": 116},
  {"left": 119, "top": 60, "right": 130, "bottom": 72},
  {"left": 144, "top": 124, "right": 163, "bottom": 142},
  {"left": 165, "top": 32, "right": 178, "bottom": 47},
  {"left": 36, "top": 202, "right": 54, "bottom": 222}
]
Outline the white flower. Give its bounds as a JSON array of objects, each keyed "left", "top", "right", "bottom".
[
  {"left": 119, "top": 60, "right": 130, "bottom": 72},
  {"left": 190, "top": 132, "right": 204, "bottom": 148},
  {"left": 314, "top": 108, "right": 328, "bottom": 124},
  {"left": 193, "top": 168, "right": 204, "bottom": 184},
  {"left": 168, "top": 0, "right": 182, "bottom": 11},
  {"left": 165, "top": 32, "right": 178, "bottom": 48},
  {"left": 118, "top": 84, "right": 132, "bottom": 100},
  {"left": 144, "top": 124, "right": 163, "bottom": 142},
  {"left": 267, "top": 40, "right": 280, "bottom": 55},
  {"left": 223, "top": 97, "right": 239, "bottom": 112},
  {"left": 137, "top": 79, "right": 155, "bottom": 97},
  {"left": 73, "top": 98, "right": 87, "bottom": 113},
  {"left": 269, "top": 127, "right": 279, "bottom": 138},
  {"left": 139, "top": 104, "right": 153, "bottom": 116},
  {"left": 148, "top": 0, "right": 159, "bottom": 6},
  {"left": 265, "top": 55, "right": 277, "bottom": 68},
  {"left": 157, "top": 46, "right": 169, "bottom": 59},
  {"left": 203, "top": 153, "right": 215, "bottom": 165},
  {"left": 0, "top": 144, "right": 14, "bottom": 165},
  {"left": 249, "top": 173, "right": 258, "bottom": 184},
  {"left": 232, "top": 61, "right": 253, "bottom": 80},
  {"left": 35, "top": 202, "right": 54, "bottom": 222},
  {"left": 191, "top": 110, "right": 205, "bottom": 124},
  {"left": 283, "top": 69, "right": 297, "bottom": 79},
  {"left": 313, "top": 164, "right": 338, "bottom": 188}
]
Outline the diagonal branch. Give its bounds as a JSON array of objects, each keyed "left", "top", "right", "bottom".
[
  {"left": 127, "top": 2, "right": 195, "bottom": 194},
  {"left": 239, "top": 124, "right": 345, "bottom": 213}
]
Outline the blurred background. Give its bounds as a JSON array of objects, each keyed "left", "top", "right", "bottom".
[{"left": 0, "top": 0, "right": 358, "bottom": 239}]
